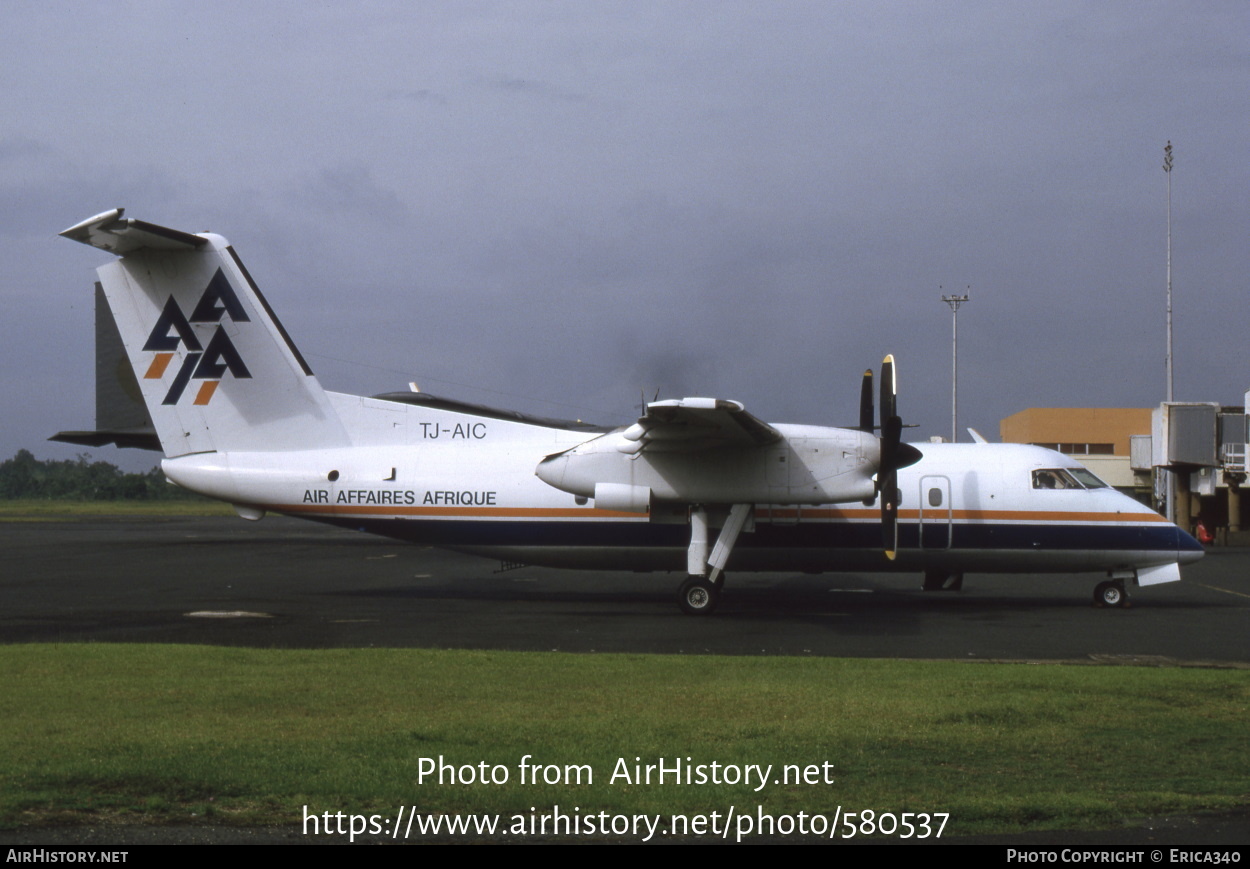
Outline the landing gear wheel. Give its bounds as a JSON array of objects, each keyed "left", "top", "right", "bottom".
[
  {"left": 1094, "top": 581, "right": 1127, "bottom": 608},
  {"left": 678, "top": 576, "right": 719, "bottom": 616}
]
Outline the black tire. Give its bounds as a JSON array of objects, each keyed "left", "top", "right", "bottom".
[
  {"left": 1094, "top": 580, "right": 1126, "bottom": 608},
  {"left": 678, "top": 576, "right": 719, "bottom": 616}
]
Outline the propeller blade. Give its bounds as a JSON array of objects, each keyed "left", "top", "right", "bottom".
[
  {"left": 858, "top": 369, "right": 874, "bottom": 433},
  {"left": 879, "top": 354, "right": 897, "bottom": 424},
  {"left": 875, "top": 354, "right": 922, "bottom": 559},
  {"left": 881, "top": 414, "right": 901, "bottom": 559}
]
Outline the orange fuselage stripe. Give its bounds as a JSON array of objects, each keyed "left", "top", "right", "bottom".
[
  {"left": 272, "top": 504, "right": 644, "bottom": 519},
  {"left": 265, "top": 503, "right": 1167, "bottom": 523}
]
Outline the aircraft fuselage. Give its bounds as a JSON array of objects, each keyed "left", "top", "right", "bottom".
[{"left": 160, "top": 400, "right": 1198, "bottom": 577}]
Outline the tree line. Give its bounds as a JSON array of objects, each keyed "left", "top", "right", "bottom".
[{"left": 0, "top": 450, "right": 206, "bottom": 501}]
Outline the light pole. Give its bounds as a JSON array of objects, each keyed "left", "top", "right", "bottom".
[
  {"left": 1162, "top": 141, "right": 1175, "bottom": 521},
  {"left": 1164, "top": 140, "right": 1174, "bottom": 403},
  {"left": 941, "top": 290, "right": 969, "bottom": 443}
]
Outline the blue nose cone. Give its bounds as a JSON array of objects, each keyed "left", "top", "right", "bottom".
[{"left": 1176, "top": 524, "right": 1205, "bottom": 563}]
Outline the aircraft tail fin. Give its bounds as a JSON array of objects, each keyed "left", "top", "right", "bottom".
[{"left": 59, "top": 209, "right": 349, "bottom": 457}]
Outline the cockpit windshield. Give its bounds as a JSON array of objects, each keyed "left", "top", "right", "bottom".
[
  {"left": 1032, "top": 468, "right": 1109, "bottom": 490},
  {"left": 1067, "top": 468, "right": 1109, "bottom": 489}
]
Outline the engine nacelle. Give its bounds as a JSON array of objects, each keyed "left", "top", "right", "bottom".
[
  {"left": 537, "top": 424, "right": 880, "bottom": 506},
  {"left": 594, "top": 483, "right": 652, "bottom": 513}
]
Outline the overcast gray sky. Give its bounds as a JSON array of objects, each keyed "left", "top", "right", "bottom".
[{"left": 3, "top": 1, "right": 1246, "bottom": 470}]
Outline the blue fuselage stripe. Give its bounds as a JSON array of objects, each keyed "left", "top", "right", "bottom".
[{"left": 309, "top": 516, "right": 1193, "bottom": 555}]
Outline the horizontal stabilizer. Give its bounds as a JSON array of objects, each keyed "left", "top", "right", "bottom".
[
  {"left": 60, "top": 208, "right": 207, "bottom": 255},
  {"left": 49, "top": 428, "right": 161, "bottom": 451},
  {"left": 49, "top": 282, "right": 161, "bottom": 452}
]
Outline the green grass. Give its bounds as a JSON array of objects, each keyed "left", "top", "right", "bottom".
[
  {"left": 1, "top": 645, "right": 1246, "bottom": 838},
  {"left": 0, "top": 499, "right": 234, "bottom": 520}
]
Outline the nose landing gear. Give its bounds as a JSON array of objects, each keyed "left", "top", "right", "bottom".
[{"left": 1093, "top": 580, "right": 1129, "bottom": 608}]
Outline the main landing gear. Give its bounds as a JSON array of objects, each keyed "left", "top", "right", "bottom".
[
  {"left": 1093, "top": 580, "right": 1129, "bottom": 608},
  {"left": 679, "top": 575, "right": 721, "bottom": 616},
  {"left": 676, "top": 503, "right": 752, "bottom": 616}
]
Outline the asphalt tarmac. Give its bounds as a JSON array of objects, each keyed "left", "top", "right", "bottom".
[
  {"left": 3, "top": 512, "right": 1248, "bottom": 847},
  {"left": 3, "top": 514, "right": 1247, "bottom": 663}
]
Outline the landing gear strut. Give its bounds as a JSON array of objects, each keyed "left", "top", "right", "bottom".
[
  {"left": 1093, "top": 580, "right": 1129, "bottom": 608},
  {"left": 676, "top": 504, "right": 751, "bottom": 615}
]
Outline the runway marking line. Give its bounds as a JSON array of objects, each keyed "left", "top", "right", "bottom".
[{"left": 1191, "top": 582, "right": 1250, "bottom": 601}]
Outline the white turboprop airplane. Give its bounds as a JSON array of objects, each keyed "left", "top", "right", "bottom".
[{"left": 54, "top": 209, "right": 1202, "bottom": 615}]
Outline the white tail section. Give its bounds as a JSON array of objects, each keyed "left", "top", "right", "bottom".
[{"left": 61, "top": 209, "right": 349, "bottom": 457}]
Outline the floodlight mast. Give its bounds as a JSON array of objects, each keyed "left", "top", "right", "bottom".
[
  {"left": 1162, "top": 141, "right": 1175, "bottom": 522},
  {"left": 941, "top": 290, "right": 970, "bottom": 443},
  {"left": 1163, "top": 140, "right": 1174, "bottom": 404}
]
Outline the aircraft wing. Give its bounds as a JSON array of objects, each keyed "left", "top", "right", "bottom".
[{"left": 618, "top": 397, "right": 782, "bottom": 454}]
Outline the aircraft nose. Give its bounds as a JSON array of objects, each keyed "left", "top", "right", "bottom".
[{"left": 1175, "top": 524, "right": 1205, "bottom": 564}]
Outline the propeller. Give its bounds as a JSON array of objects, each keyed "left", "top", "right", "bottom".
[
  {"left": 875, "top": 354, "right": 922, "bottom": 560},
  {"left": 858, "top": 369, "right": 874, "bottom": 433},
  {"left": 639, "top": 387, "right": 661, "bottom": 416}
]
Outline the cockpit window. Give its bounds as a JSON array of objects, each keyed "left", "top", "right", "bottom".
[
  {"left": 1032, "top": 468, "right": 1107, "bottom": 490},
  {"left": 1067, "top": 468, "right": 1108, "bottom": 489},
  {"left": 1032, "top": 469, "right": 1079, "bottom": 489}
]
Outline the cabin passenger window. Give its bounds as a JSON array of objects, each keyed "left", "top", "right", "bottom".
[{"left": 928, "top": 487, "right": 943, "bottom": 507}]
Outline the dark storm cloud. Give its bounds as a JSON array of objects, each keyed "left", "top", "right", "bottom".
[{"left": 2, "top": 2, "right": 1247, "bottom": 471}]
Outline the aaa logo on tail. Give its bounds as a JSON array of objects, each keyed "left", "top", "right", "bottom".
[{"left": 142, "top": 268, "right": 252, "bottom": 406}]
